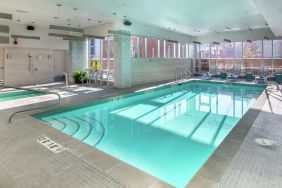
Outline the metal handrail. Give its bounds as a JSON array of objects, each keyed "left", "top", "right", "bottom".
[
  {"left": 7, "top": 86, "right": 61, "bottom": 123},
  {"left": 175, "top": 67, "right": 192, "bottom": 82},
  {"left": 266, "top": 81, "right": 281, "bottom": 93}
]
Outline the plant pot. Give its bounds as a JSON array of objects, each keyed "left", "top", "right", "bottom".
[{"left": 74, "top": 78, "right": 83, "bottom": 84}]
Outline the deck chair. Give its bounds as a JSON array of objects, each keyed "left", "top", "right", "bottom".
[
  {"left": 201, "top": 65, "right": 218, "bottom": 80},
  {"left": 256, "top": 66, "right": 270, "bottom": 84},
  {"left": 227, "top": 65, "right": 241, "bottom": 82},
  {"left": 87, "top": 69, "right": 97, "bottom": 84}
]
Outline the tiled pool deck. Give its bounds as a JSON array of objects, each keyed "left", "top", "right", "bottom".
[{"left": 0, "top": 79, "right": 281, "bottom": 188}]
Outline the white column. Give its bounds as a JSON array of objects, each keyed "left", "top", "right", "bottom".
[{"left": 113, "top": 32, "right": 131, "bottom": 88}]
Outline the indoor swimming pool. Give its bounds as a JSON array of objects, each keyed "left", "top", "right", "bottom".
[
  {"left": 34, "top": 81, "right": 266, "bottom": 187},
  {"left": 0, "top": 90, "right": 44, "bottom": 102}
]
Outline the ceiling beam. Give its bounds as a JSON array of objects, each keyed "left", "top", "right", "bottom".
[
  {"left": 48, "top": 33, "right": 84, "bottom": 39},
  {"left": 11, "top": 35, "right": 40, "bottom": 40},
  {"left": 0, "top": 25, "right": 9, "bottom": 33},
  {"left": 0, "top": 12, "right": 12, "bottom": 20},
  {"left": 49, "top": 25, "right": 83, "bottom": 33},
  {"left": 0, "top": 36, "right": 9, "bottom": 44}
]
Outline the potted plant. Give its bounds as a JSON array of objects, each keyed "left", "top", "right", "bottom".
[{"left": 73, "top": 69, "right": 89, "bottom": 84}]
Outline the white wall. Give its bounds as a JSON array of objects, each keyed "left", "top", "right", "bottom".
[
  {"left": 132, "top": 58, "right": 193, "bottom": 86},
  {"left": 4, "top": 47, "right": 54, "bottom": 86}
]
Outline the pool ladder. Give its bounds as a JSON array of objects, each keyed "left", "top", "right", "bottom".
[{"left": 175, "top": 67, "right": 192, "bottom": 83}]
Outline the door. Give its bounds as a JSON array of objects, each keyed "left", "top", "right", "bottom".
[
  {"left": 0, "top": 48, "right": 4, "bottom": 81},
  {"left": 53, "top": 50, "right": 67, "bottom": 81}
]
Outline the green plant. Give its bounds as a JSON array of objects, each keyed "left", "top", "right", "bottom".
[{"left": 73, "top": 69, "right": 89, "bottom": 83}]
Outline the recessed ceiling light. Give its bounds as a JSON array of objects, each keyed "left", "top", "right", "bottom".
[
  {"left": 98, "top": 20, "right": 102, "bottom": 23},
  {"left": 67, "top": 23, "right": 71, "bottom": 26},
  {"left": 112, "top": 12, "right": 117, "bottom": 15},
  {"left": 54, "top": 16, "right": 58, "bottom": 19},
  {"left": 87, "top": 18, "right": 91, "bottom": 21},
  {"left": 32, "top": 21, "right": 35, "bottom": 24},
  {"left": 124, "top": 15, "right": 127, "bottom": 18},
  {"left": 56, "top": 4, "right": 62, "bottom": 7},
  {"left": 17, "top": 19, "right": 21, "bottom": 22},
  {"left": 73, "top": 8, "right": 78, "bottom": 11}
]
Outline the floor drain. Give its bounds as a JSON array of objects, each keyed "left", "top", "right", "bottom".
[{"left": 255, "top": 139, "right": 276, "bottom": 147}]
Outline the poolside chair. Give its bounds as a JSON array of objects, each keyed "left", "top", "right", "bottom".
[
  {"left": 97, "top": 70, "right": 113, "bottom": 85},
  {"left": 246, "top": 72, "right": 255, "bottom": 81},
  {"left": 201, "top": 65, "right": 218, "bottom": 80},
  {"left": 220, "top": 72, "right": 227, "bottom": 80},
  {"left": 87, "top": 69, "right": 97, "bottom": 84},
  {"left": 201, "top": 73, "right": 212, "bottom": 80},
  {"left": 227, "top": 66, "right": 241, "bottom": 82},
  {"left": 255, "top": 66, "right": 270, "bottom": 84}
]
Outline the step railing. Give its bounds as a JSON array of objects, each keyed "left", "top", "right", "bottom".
[
  {"left": 6, "top": 86, "right": 61, "bottom": 123},
  {"left": 175, "top": 67, "right": 192, "bottom": 82}
]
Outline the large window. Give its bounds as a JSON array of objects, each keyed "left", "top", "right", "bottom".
[
  {"left": 166, "top": 41, "right": 175, "bottom": 58},
  {"left": 234, "top": 42, "right": 243, "bottom": 59},
  {"left": 139, "top": 37, "right": 146, "bottom": 58},
  {"left": 243, "top": 41, "right": 262, "bottom": 59},
  {"left": 130, "top": 36, "right": 189, "bottom": 60},
  {"left": 179, "top": 43, "right": 187, "bottom": 58},
  {"left": 263, "top": 40, "right": 272, "bottom": 59},
  {"left": 200, "top": 44, "right": 210, "bottom": 72},
  {"left": 131, "top": 36, "right": 138, "bottom": 58},
  {"left": 273, "top": 40, "right": 282, "bottom": 70},
  {"left": 273, "top": 40, "right": 282, "bottom": 59},
  {"left": 89, "top": 39, "right": 101, "bottom": 59},
  {"left": 242, "top": 41, "right": 263, "bottom": 74},
  {"left": 218, "top": 42, "right": 234, "bottom": 59},
  {"left": 147, "top": 38, "right": 158, "bottom": 58},
  {"left": 88, "top": 37, "right": 114, "bottom": 71},
  {"left": 159, "top": 40, "right": 165, "bottom": 58}
]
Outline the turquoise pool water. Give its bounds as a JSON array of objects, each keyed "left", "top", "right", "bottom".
[
  {"left": 0, "top": 90, "right": 43, "bottom": 102},
  {"left": 34, "top": 81, "right": 265, "bottom": 187}
]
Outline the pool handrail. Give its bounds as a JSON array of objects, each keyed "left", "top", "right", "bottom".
[
  {"left": 6, "top": 86, "right": 61, "bottom": 123},
  {"left": 175, "top": 67, "right": 192, "bottom": 83}
]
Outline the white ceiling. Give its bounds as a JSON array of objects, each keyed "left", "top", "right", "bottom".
[{"left": 0, "top": 0, "right": 280, "bottom": 36}]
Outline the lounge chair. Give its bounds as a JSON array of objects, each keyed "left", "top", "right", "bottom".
[
  {"left": 227, "top": 66, "right": 241, "bottom": 82},
  {"left": 97, "top": 70, "right": 114, "bottom": 85},
  {"left": 255, "top": 66, "right": 270, "bottom": 84},
  {"left": 201, "top": 65, "right": 218, "bottom": 80},
  {"left": 220, "top": 72, "right": 227, "bottom": 79},
  {"left": 87, "top": 69, "right": 97, "bottom": 84},
  {"left": 201, "top": 73, "right": 212, "bottom": 80},
  {"left": 246, "top": 72, "right": 255, "bottom": 81}
]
